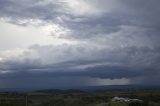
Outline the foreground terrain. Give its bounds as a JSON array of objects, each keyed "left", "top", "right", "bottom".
[{"left": 0, "top": 88, "right": 160, "bottom": 106}]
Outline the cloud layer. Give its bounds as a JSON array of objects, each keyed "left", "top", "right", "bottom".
[{"left": 0, "top": 0, "right": 160, "bottom": 88}]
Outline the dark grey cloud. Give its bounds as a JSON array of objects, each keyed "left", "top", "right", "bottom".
[
  {"left": 0, "top": 0, "right": 60, "bottom": 18},
  {"left": 0, "top": 0, "right": 160, "bottom": 39},
  {"left": 0, "top": 45, "right": 159, "bottom": 81},
  {"left": 61, "top": 0, "right": 160, "bottom": 39},
  {"left": 0, "top": 0, "right": 160, "bottom": 88}
]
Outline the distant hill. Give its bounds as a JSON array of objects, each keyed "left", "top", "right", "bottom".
[
  {"left": 34, "top": 89, "right": 86, "bottom": 94},
  {"left": 0, "top": 85, "right": 160, "bottom": 92},
  {"left": 80, "top": 85, "right": 160, "bottom": 92}
]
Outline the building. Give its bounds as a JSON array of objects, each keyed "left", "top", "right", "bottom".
[{"left": 112, "top": 97, "right": 143, "bottom": 102}]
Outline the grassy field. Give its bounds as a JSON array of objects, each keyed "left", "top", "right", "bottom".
[{"left": 0, "top": 89, "right": 160, "bottom": 106}]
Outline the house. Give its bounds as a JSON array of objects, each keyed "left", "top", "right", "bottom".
[{"left": 112, "top": 97, "right": 143, "bottom": 102}]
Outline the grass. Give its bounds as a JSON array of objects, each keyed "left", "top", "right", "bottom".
[
  {"left": 0, "top": 89, "right": 160, "bottom": 106},
  {"left": 109, "top": 101, "right": 129, "bottom": 106}
]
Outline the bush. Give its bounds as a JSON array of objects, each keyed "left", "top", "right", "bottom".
[{"left": 129, "top": 101, "right": 142, "bottom": 106}]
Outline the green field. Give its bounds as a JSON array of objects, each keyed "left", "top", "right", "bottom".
[{"left": 0, "top": 89, "right": 160, "bottom": 106}]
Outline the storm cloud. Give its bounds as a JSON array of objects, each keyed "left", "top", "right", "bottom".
[{"left": 0, "top": 0, "right": 160, "bottom": 88}]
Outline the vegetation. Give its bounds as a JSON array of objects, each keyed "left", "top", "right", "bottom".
[{"left": 0, "top": 89, "right": 160, "bottom": 106}]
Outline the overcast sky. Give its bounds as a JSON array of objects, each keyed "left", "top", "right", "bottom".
[{"left": 0, "top": 0, "right": 160, "bottom": 89}]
